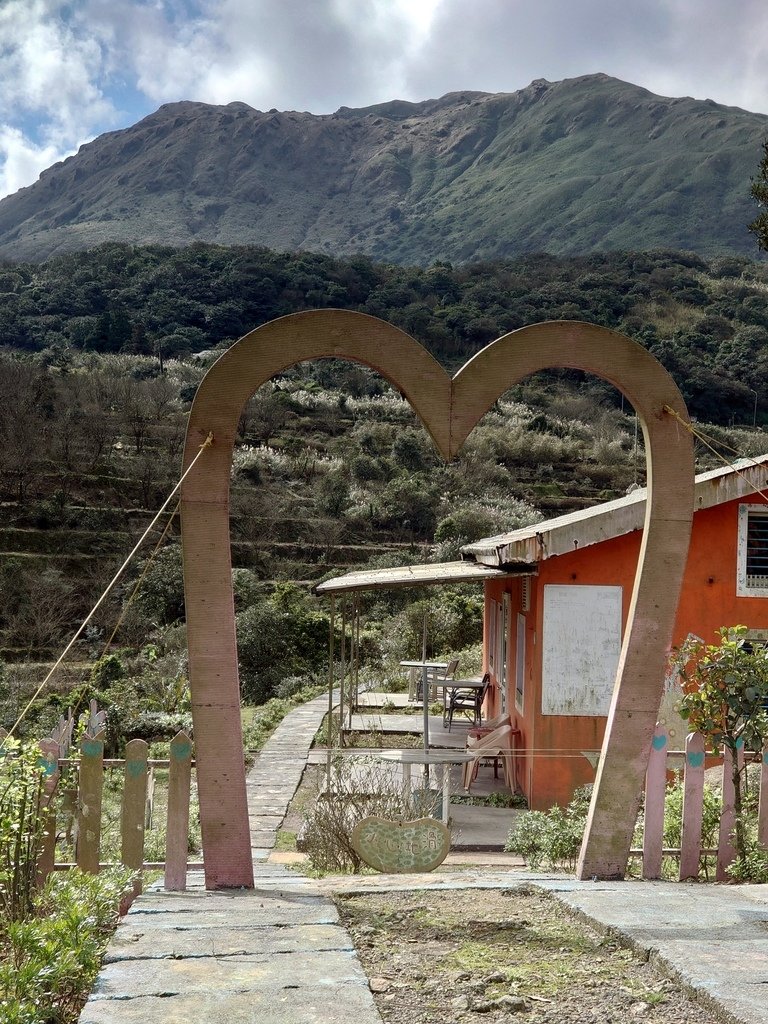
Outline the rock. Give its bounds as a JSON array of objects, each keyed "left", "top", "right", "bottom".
[
  {"left": 495, "top": 995, "right": 528, "bottom": 1012},
  {"left": 485, "top": 970, "right": 507, "bottom": 983},
  {"left": 474, "top": 1000, "right": 495, "bottom": 1013},
  {"left": 630, "top": 1002, "right": 651, "bottom": 1016},
  {"left": 451, "top": 994, "right": 471, "bottom": 1011},
  {"left": 370, "top": 977, "right": 392, "bottom": 993}
]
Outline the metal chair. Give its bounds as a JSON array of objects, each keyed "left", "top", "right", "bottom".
[
  {"left": 447, "top": 672, "right": 490, "bottom": 731},
  {"left": 418, "top": 657, "right": 459, "bottom": 700}
]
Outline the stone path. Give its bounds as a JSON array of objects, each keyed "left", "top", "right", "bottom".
[
  {"left": 79, "top": 693, "right": 768, "bottom": 1024},
  {"left": 79, "top": 693, "right": 384, "bottom": 1024}
]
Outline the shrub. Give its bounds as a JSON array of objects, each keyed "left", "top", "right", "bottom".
[
  {"left": 0, "top": 740, "right": 46, "bottom": 923},
  {"left": 300, "top": 756, "right": 442, "bottom": 873},
  {"left": 133, "top": 545, "right": 185, "bottom": 626},
  {"left": 237, "top": 586, "right": 331, "bottom": 704},
  {"left": 0, "top": 867, "right": 134, "bottom": 1023},
  {"left": 674, "top": 626, "right": 768, "bottom": 865},
  {"left": 505, "top": 785, "right": 592, "bottom": 871}
]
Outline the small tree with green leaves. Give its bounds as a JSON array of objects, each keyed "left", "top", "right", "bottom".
[{"left": 673, "top": 626, "right": 768, "bottom": 864}]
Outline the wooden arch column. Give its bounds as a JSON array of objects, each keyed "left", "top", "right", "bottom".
[{"left": 181, "top": 310, "right": 693, "bottom": 887}]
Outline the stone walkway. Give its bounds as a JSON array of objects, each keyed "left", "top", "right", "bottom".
[
  {"left": 79, "top": 693, "right": 384, "bottom": 1024},
  {"left": 79, "top": 693, "right": 768, "bottom": 1024}
]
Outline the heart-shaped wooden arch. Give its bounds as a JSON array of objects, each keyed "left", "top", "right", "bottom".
[{"left": 181, "top": 309, "right": 694, "bottom": 888}]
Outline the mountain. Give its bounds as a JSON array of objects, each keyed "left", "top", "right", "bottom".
[{"left": 0, "top": 74, "right": 766, "bottom": 264}]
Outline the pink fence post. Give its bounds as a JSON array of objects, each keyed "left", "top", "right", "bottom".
[
  {"left": 76, "top": 730, "right": 105, "bottom": 874},
  {"left": 679, "top": 732, "right": 705, "bottom": 880},
  {"left": 642, "top": 726, "right": 668, "bottom": 879},
  {"left": 37, "top": 739, "right": 61, "bottom": 884},
  {"left": 758, "top": 743, "right": 768, "bottom": 850},
  {"left": 121, "top": 739, "right": 149, "bottom": 904},
  {"left": 165, "top": 731, "right": 193, "bottom": 891},
  {"left": 716, "top": 742, "right": 743, "bottom": 881}
]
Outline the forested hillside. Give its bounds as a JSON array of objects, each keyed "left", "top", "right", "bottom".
[
  {"left": 1, "top": 243, "right": 766, "bottom": 422},
  {"left": 1, "top": 243, "right": 766, "bottom": 731}
]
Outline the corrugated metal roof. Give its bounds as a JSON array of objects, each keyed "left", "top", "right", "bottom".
[
  {"left": 462, "top": 455, "right": 768, "bottom": 568},
  {"left": 314, "top": 560, "right": 531, "bottom": 595}
]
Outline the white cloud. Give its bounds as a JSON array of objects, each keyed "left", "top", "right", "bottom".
[
  {"left": 81, "top": 0, "right": 441, "bottom": 114},
  {"left": 0, "top": 0, "right": 114, "bottom": 136},
  {"left": 1, "top": 0, "right": 767, "bottom": 202},
  {"left": 0, "top": 0, "right": 114, "bottom": 197},
  {"left": 0, "top": 125, "right": 73, "bottom": 198},
  {"left": 405, "top": 0, "right": 768, "bottom": 114}
]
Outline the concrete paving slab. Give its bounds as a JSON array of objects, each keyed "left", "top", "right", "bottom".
[
  {"left": 92, "top": 947, "right": 367, "bottom": 999},
  {"left": 450, "top": 803, "right": 520, "bottom": 848},
  {"left": 125, "top": 892, "right": 339, "bottom": 927},
  {"left": 248, "top": 814, "right": 284, "bottom": 830},
  {"left": 105, "top": 922, "right": 354, "bottom": 961},
  {"left": 80, "top": 983, "right": 380, "bottom": 1024},
  {"left": 250, "top": 830, "right": 278, "bottom": 847},
  {"left": 550, "top": 881, "right": 768, "bottom": 1024},
  {"left": 246, "top": 802, "right": 294, "bottom": 816}
]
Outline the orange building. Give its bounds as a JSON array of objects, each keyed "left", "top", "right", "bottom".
[{"left": 461, "top": 456, "right": 768, "bottom": 810}]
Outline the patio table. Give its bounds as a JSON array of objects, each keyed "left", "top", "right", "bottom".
[
  {"left": 399, "top": 659, "right": 449, "bottom": 750},
  {"left": 376, "top": 748, "right": 476, "bottom": 825},
  {"left": 399, "top": 660, "right": 449, "bottom": 702}
]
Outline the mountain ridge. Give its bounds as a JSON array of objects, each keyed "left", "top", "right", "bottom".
[{"left": 0, "top": 74, "right": 765, "bottom": 263}]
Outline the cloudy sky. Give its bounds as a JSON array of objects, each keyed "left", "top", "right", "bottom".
[{"left": 2, "top": 0, "right": 767, "bottom": 201}]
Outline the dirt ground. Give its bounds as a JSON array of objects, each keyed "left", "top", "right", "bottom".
[{"left": 335, "top": 887, "right": 719, "bottom": 1024}]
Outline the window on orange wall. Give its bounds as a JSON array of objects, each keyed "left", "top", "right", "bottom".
[
  {"left": 515, "top": 612, "right": 526, "bottom": 712},
  {"left": 737, "top": 505, "right": 768, "bottom": 597},
  {"left": 498, "top": 594, "right": 509, "bottom": 713},
  {"left": 488, "top": 599, "right": 497, "bottom": 675}
]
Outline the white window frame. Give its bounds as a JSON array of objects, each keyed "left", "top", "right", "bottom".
[
  {"left": 488, "top": 598, "right": 497, "bottom": 673},
  {"left": 737, "top": 504, "right": 768, "bottom": 598},
  {"left": 498, "top": 594, "right": 509, "bottom": 712},
  {"left": 515, "top": 612, "right": 526, "bottom": 712}
]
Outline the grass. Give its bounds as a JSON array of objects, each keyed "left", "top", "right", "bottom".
[
  {"left": 274, "top": 829, "right": 297, "bottom": 852},
  {"left": 334, "top": 887, "right": 697, "bottom": 1022}
]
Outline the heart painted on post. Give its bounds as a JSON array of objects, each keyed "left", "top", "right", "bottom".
[
  {"left": 182, "top": 310, "right": 695, "bottom": 886},
  {"left": 351, "top": 816, "right": 451, "bottom": 874}
]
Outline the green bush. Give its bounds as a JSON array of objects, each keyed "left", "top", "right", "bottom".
[
  {"left": 237, "top": 586, "right": 331, "bottom": 704},
  {"left": 0, "top": 740, "right": 46, "bottom": 923},
  {"left": 133, "top": 545, "right": 185, "bottom": 627},
  {"left": 507, "top": 773, "right": 767, "bottom": 881},
  {"left": 505, "top": 785, "right": 592, "bottom": 871},
  {"left": 0, "top": 867, "right": 134, "bottom": 1024}
]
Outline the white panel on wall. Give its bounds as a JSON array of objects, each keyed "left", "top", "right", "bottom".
[{"left": 542, "top": 585, "right": 622, "bottom": 717}]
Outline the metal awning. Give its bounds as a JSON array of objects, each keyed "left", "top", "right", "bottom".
[{"left": 314, "top": 559, "right": 534, "bottom": 595}]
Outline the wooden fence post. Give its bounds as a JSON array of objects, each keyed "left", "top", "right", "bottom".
[
  {"left": 716, "top": 742, "right": 742, "bottom": 881},
  {"left": 758, "top": 743, "right": 768, "bottom": 850},
  {"left": 642, "top": 726, "right": 668, "bottom": 879},
  {"left": 76, "top": 730, "right": 105, "bottom": 874},
  {"left": 37, "top": 739, "right": 61, "bottom": 884},
  {"left": 164, "top": 731, "right": 193, "bottom": 891},
  {"left": 121, "top": 739, "right": 148, "bottom": 900},
  {"left": 679, "top": 732, "right": 705, "bottom": 880}
]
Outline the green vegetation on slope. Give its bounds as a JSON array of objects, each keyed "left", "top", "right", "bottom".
[{"left": 0, "top": 243, "right": 766, "bottom": 723}]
